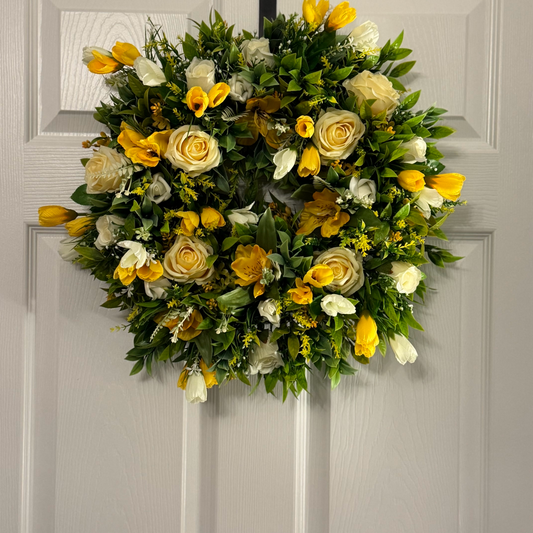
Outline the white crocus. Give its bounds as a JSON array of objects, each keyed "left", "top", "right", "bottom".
[
  {"left": 146, "top": 173, "right": 171, "bottom": 204},
  {"left": 185, "top": 57, "right": 216, "bottom": 92},
  {"left": 402, "top": 136, "right": 427, "bottom": 164},
  {"left": 349, "top": 21, "right": 379, "bottom": 53},
  {"left": 248, "top": 339, "right": 283, "bottom": 375},
  {"left": 94, "top": 215, "right": 125, "bottom": 250},
  {"left": 273, "top": 148, "right": 297, "bottom": 180},
  {"left": 117, "top": 241, "right": 148, "bottom": 269},
  {"left": 241, "top": 38, "right": 275, "bottom": 67},
  {"left": 415, "top": 187, "right": 444, "bottom": 219},
  {"left": 133, "top": 57, "right": 166, "bottom": 87},
  {"left": 320, "top": 294, "right": 356, "bottom": 317},
  {"left": 389, "top": 333, "right": 418, "bottom": 365},
  {"left": 258, "top": 299, "right": 281, "bottom": 327},
  {"left": 82, "top": 46, "right": 112, "bottom": 65},
  {"left": 227, "top": 203, "right": 259, "bottom": 226},
  {"left": 58, "top": 238, "right": 79, "bottom": 261},
  {"left": 144, "top": 277, "right": 172, "bottom": 300},
  {"left": 185, "top": 371, "right": 207, "bottom": 404},
  {"left": 387, "top": 261, "right": 422, "bottom": 294},
  {"left": 348, "top": 176, "right": 377, "bottom": 207},
  {"left": 228, "top": 73, "right": 254, "bottom": 103}
]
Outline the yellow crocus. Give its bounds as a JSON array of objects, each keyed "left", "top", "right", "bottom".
[
  {"left": 325, "top": 2, "right": 357, "bottom": 32},
  {"left": 38, "top": 205, "right": 77, "bottom": 227},
  {"left": 288, "top": 278, "right": 314, "bottom": 305},
  {"left": 87, "top": 50, "right": 121, "bottom": 74},
  {"left": 177, "top": 211, "right": 200, "bottom": 236},
  {"left": 231, "top": 244, "right": 271, "bottom": 298},
  {"left": 303, "top": 265, "right": 334, "bottom": 288},
  {"left": 136, "top": 260, "right": 163, "bottom": 282},
  {"left": 208, "top": 82, "right": 230, "bottom": 108},
  {"left": 302, "top": 0, "right": 329, "bottom": 25},
  {"left": 354, "top": 311, "right": 379, "bottom": 357},
  {"left": 298, "top": 144, "right": 321, "bottom": 177},
  {"left": 425, "top": 173, "right": 465, "bottom": 201},
  {"left": 200, "top": 359, "right": 217, "bottom": 388},
  {"left": 201, "top": 207, "right": 226, "bottom": 230},
  {"left": 117, "top": 124, "right": 173, "bottom": 167},
  {"left": 186, "top": 86, "right": 209, "bottom": 118},
  {"left": 397, "top": 170, "right": 425, "bottom": 193},
  {"left": 295, "top": 115, "right": 315, "bottom": 138},
  {"left": 111, "top": 42, "right": 141, "bottom": 67},
  {"left": 113, "top": 265, "right": 137, "bottom": 286},
  {"left": 65, "top": 216, "right": 92, "bottom": 237}
]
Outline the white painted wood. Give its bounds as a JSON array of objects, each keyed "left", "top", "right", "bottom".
[{"left": 1, "top": 0, "right": 532, "bottom": 532}]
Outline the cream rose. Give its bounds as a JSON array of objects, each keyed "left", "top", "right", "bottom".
[
  {"left": 163, "top": 235, "right": 214, "bottom": 285},
  {"left": 241, "top": 38, "right": 275, "bottom": 67},
  {"left": 387, "top": 261, "right": 422, "bottom": 294},
  {"left": 402, "top": 136, "right": 427, "bottom": 164},
  {"left": 349, "top": 21, "right": 379, "bottom": 53},
  {"left": 94, "top": 214, "right": 125, "bottom": 250},
  {"left": 146, "top": 173, "right": 171, "bottom": 204},
  {"left": 133, "top": 57, "right": 166, "bottom": 87},
  {"left": 258, "top": 299, "right": 281, "bottom": 327},
  {"left": 84, "top": 146, "right": 131, "bottom": 194},
  {"left": 312, "top": 109, "right": 365, "bottom": 160},
  {"left": 349, "top": 176, "right": 377, "bottom": 207},
  {"left": 165, "top": 125, "right": 221, "bottom": 177},
  {"left": 343, "top": 71, "right": 400, "bottom": 119},
  {"left": 248, "top": 339, "right": 283, "bottom": 375},
  {"left": 315, "top": 247, "right": 365, "bottom": 296},
  {"left": 185, "top": 57, "right": 216, "bottom": 92},
  {"left": 228, "top": 73, "right": 254, "bottom": 103}
]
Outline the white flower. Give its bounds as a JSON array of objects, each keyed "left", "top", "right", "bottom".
[
  {"left": 387, "top": 261, "right": 422, "bottom": 294},
  {"left": 146, "top": 173, "right": 171, "bottom": 204},
  {"left": 228, "top": 73, "right": 253, "bottom": 103},
  {"left": 241, "top": 38, "right": 275, "bottom": 67},
  {"left": 144, "top": 277, "right": 172, "bottom": 300},
  {"left": 349, "top": 21, "right": 379, "bottom": 52},
  {"left": 84, "top": 146, "right": 131, "bottom": 195},
  {"left": 315, "top": 247, "right": 364, "bottom": 296},
  {"left": 273, "top": 148, "right": 297, "bottom": 180},
  {"left": 258, "top": 299, "right": 281, "bottom": 327},
  {"left": 389, "top": 333, "right": 418, "bottom": 365},
  {"left": 133, "top": 56, "right": 166, "bottom": 87},
  {"left": 402, "top": 136, "right": 427, "bottom": 164},
  {"left": 348, "top": 176, "right": 377, "bottom": 207},
  {"left": 343, "top": 71, "right": 400, "bottom": 119},
  {"left": 320, "top": 294, "right": 356, "bottom": 317},
  {"left": 58, "top": 238, "right": 79, "bottom": 261},
  {"left": 415, "top": 187, "right": 444, "bottom": 219},
  {"left": 82, "top": 46, "right": 112, "bottom": 65},
  {"left": 227, "top": 203, "right": 259, "bottom": 226},
  {"left": 94, "top": 215, "right": 125, "bottom": 250},
  {"left": 248, "top": 339, "right": 284, "bottom": 375},
  {"left": 185, "top": 57, "right": 216, "bottom": 92},
  {"left": 185, "top": 371, "right": 207, "bottom": 404},
  {"left": 117, "top": 240, "right": 148, "bottom": 269}
]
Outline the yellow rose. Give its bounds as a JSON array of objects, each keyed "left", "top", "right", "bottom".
[
  {"left": 38, "top": 206, "right": 77, "bottom": 227},
  {"left": 177, "top": 211, "right": 200, "bottom": 236},
  {"left": 302, "top": 0, "right": 329, "bottom": 25},
  {"left": 288, "top": 278, "right": 313, "bottom": 305},
  {"left": 163, "top": 235, "right": 214, "bottom": 285},
  {"left": 298, "top": 145, "right": 321, "bottom": 177},
  {"left": 303, "top": 265, "right": 335, "bottom": 288},
  {"left": 325, "top": 2, "right": 357, "bottom": 32},
  {"left": 295, "top": 115, "right": 315, "bottom": 138},
  {"left": 65, "top": 216, "right": 92, "bottom": 237},
  {"left": 113, "top": 265, "right": 137, "bottom": 286},
  {"left": 425, "top": 173, "right": 465, "bottom": 201},
  {"left": 397, "top": 170, "right": 425, "bottom": 192},
  {"left": 87, "top": 50, "right": 121, "bottom": 74},
  {"left": 186, "top": 86, "right": 209, "bottom": 118},
  {"left": 231, "top": 244, "right": 271, "bottom": 298},
  {"left": 315, "top": 247, "right": 364, "bottom": 296},
  {"left": 354, "top": 311, "right": 379, "bottom": 357},
  {"left": 137, "top": 260, "right": 164, "bottom": 282},
  {"left": 118, "top": 125, "right": 173, "bottom": 167},
  {"left": 201, "top": 207, "right": 226, "bottom": 230},
  {"left": 111, "top": 42, "right": 140, "bottom": 67},
  {"left": 84, "top": 145, "right": 131, "bottom": 194},
  {"left": 208, "top": 82, "right": 230, "bottom": 108}
]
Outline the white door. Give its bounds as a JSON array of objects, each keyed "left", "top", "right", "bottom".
[{"left": 1, "top": 0, "right": 532, "bottom": 532}]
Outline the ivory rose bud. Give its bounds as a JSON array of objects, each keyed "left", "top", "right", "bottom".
[
  {"left": 343, "top": 71, "right": 400, "bottom": 118},
  {"left": 298, "top": 144, "right": 321, "bottom": 177},
  {"left": 186, "top": 58, "right": 216, "bottom": 93},
  {"left": 165, "top": 125, "right": 221, "bottom": 177},
  {"left": 320, "top": 294, "right": 356, "bottom": 317},
  {"left": 273, "top": 148, "right": 297, "bottom": 180},
  {"left": 387, "top": 261, "right": 422, "bottom": 294},
  {"left": 258, "top": 298, "right": 281, "bottom": 327},
  {"left": 312, "top": 109, "right": 365, "bottom": 160},
  {"left": 397, "top": 170, "right": 425, "bottom": 192},
  {"left": 349, "top": 21, "right": 379, "bottom": 52},
  {"left": 146, "top": 173, "right": 171, "bottom": 204},
  {"left": 295, "top": 116, "right": 315, "bottom": 138},
  {"left": 84, "top": 146, "right": 131, "bottom": 194},
  {"left": 38, "top": 206, "right": 77, "bottom": 227},
  {"left": 94, "top": 214, "right": 125, "bottom": 250},
  {"left": 208, "top": 82, "right": 230, "bottom": 108},
  {"left": 228, "top": 73, "right": 253, "bottom": 103},
  {"left": 185, "top": 371, "right": 208, "bottom": 404},
  {"left": 227, "top": 203, "right": 259, "bottom": 226},
  {"left": 315, "top": 247, "right": 364, "bottom": 296},
  {"left": 144, "top": 277, "right": 172, "bottom": 300},
  {"left": 425, "top": 173, "right": 466, "bottom": 201},
  {"left": 111, "top": 42, "right": 140, "bottom": 67},
  {"left": 389, "top": 333, "right": 418, "bottom": 365},
  {"left": 402, "top": 136, "right": 427, "bottom": 164},
  {"left": 248, "top": 339, "right": 284, "bottom": 375},
  {"left": 163, "top": 235, "right": 214, "bottom": 285},
  {"left": 241, "top": 38, "right": 275, "bottom": 68},
  {"left": 186, "top": 86, "right": 209, "bottom": 118},
  {"left": 133, "top": 56, "right": 167, "bottom": 87},
  {"left": 415, "top": 187, "right": 443, "bottom": 219},
  {"left": 348, "top": 176, "right": 376, "bottom": 207}
]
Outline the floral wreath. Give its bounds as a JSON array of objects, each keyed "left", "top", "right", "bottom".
[{"left": 39, "top": 1, "right": 466, "bottom": 404}]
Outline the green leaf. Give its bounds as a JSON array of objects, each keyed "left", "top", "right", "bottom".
[
  {"left": 280, "top": 95, "right": 297, "bottom": 108},
  {"left": 327, "top": 66, "right": 353, "bottom": 81},
  {"left": 206, "top": 254, "right": 218, "bottom": 268},
  {"left": 130, "top": 359, "right": 144, "bottom": 376},
  {"left": 75, "top": 246, "right": 103, "bottom": 261},
  {"left": 256, "top": 208, "right": 277, "bottom": 253},
  {"left": 394, "top": 203, "right": 411, "bottom": 220},
  {"left": 390, "top": 61, "right": 416, "bottom": 78},
  {"left": 217, "top": 287, "right": 253, "bottom": 311},
  {"left": 288, "top": 335, "right": 300, "bottom": 360},
  {"left": 267, "top": 253, "right": 285, "bottom": 265},
  {"left": 195, "top": 331, "right": 212, "bottom": 366},
  {"left": 429, "top": 126, "right": 455, "bottom": 139},
  {"left": 221, "top": 236, "right": 239, "bottom": 251},
  {"left": 401, "top": 90, "right": 421, "bottom": 110},
  {"left": 127, "top": 73, "right": 146, "bottom": 98},
  {"left": 287, "top": 80, "right": 302, "bottom": 92}
]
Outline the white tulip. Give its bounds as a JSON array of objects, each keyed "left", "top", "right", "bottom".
[
  {"left": 227, "top": 203, "right": 259, "bottom": 226},
  {"left": 82, "top": 46, "right": 112, "bottom": 65},
  {"left": 349, "top": 21, "right": 379, "bottom": 53},
  {"left": 389, "top": 333, "right": 418, "bottom": 365},
  {"left": 58, "top": 238, "right": 79, "bottom": 261},
  {"left": 402, "top": 136, "right": 427, "bottom": 164},
  {"left": 94, "top": 215, "right": 125, "bottom": 250},
  {"left": 415, "top": 187, "right": 444, "bottom": 219},
  {"left": 248, "top": 340, "right": 283, "bottom": 375},
  {"left": 144, "top": 277, "right": 172, "bottom": 300},
  {"left": 320, "top": 294, "right": 356, "bottom": 317},
  {"left": 228, "top": 73, "right": 253, "bottom": 103},
  {"left": 146, "top": 173, "right": 171, "bottom": 204},
  {"left": 258, "top": 299, "right": 281, "bottom": 327},
  {"left": 241, "top": 38, "right": 275, "bottom": 67},
  {"left": 273, "top": 148, "right": 297, "bottom": 180},
  {"left": 185, "top": 57, "right": 216, "bottom": 92},
  {"left": 387, "top": 261, "right": 422, "bottom": 294},
  {"left": 185, "top": 371, "right": 207, "bottom": 404},
  {"left": 348, "top": 176, "right": 377, "bottom": 207},
  {"left": 117, "top": 241, "right": 148, "bottom": 269},
  {"left": 133, "top": 56, "right": 167, "bottom": 87}
]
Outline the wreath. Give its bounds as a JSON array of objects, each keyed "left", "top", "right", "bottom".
[{"left": 39, "top": 1, "right": 466, "bottom": 403}]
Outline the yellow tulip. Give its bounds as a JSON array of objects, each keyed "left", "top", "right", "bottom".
[
  {"left": 200, "top": 359, "right": 217, "bottom": 389},
  {"left": 201, "top": 207, "right": 226, "bottom": 230},
  {"left": 111, "top": 42, "right": 141, "bottom": 67},
  {"left": 325, "top": 2, "right": 357, "bottom": 32},
  {"left": 296, "top": 189, "right": 350, "bottom": 237},
  {"left": 302, "top": 0, "right": 329, "bottom": 25},
  {"left": 295, "top": 115, "right": 315, "bottom": 138},
  {"left": 303, "top": 264, "right": 334, "bottom": 288},
  {"left": 231, "top": 244, "right": 271, "bottom": 298},
  {"left": 177, "top": 211, "right": 200, "bottom": 236},
  {"left": 425, "top": 173, "right": 465, "bottom": 201},
  {"left": 177, "top": 367, "right": 188, "bottom": 390},
  {"left": 297, "top": 145, "right": 321, "bottom": 177},
  {"left": 87, "top": 50, "right": 121, "bottom": 74},
  {"left": 136, "top": 260, "right": 163, "bottom": 282},
  {"left": 186, "top": 86, "right": 209, "bottom": 118},
  {"left": 354, "top": 311, "right": 379, "bottom": 357},
  {"left": 117, "top": 124, "right": 173, "bottom": 167},
  {"left": 288, "top": 278, "right": 314, "bottom": 305},
  {"left": 38, "top": 205, "right": 77, "bottom": 227},
  {"left": 208, "top": 82, "right": 230, "bottom": 108},
  {"left": 113, "top": 265, "right": 137, "bottom": 286},
  {"left": 397, "top": 170, "right": 425, "bottom": 193},
  {"left": 65, "top": 216, "right": 92, "bottom": 237}
]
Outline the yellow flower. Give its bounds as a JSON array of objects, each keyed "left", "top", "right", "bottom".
[
  {"left": 298, "top": 144, "right": 321, "bottom": 177},
  {"left": 201, "top": 207, "right": 226, "bottom": 230},
  {"left": 38, "top": 205, "right": 77, "bottom": 227},
  {"left": 354, "top": 311, "right": 379, "bottom": 357},
  {"left": 200, "top": 359, "right": 217, "bottom": 388},
  {"left": 302, "top": 0, "right": 329, "bottom": 24},
  {"left": 177, "top": 367, "right": 188, "bottom": 390},
  {"left": 177, "top": 309, "right": 203, "bottom": 341},
  {"left": 296, "top": 189, "right": 350, "bottom": 238},
  {"left": 208, "top": 82, "right": 230, "bottom": 108},
  {"left": 295, "top": 116, "right": 315, "bottom": 138},
  {"left": 177, "top": 211, "right": 200, "bottom": 236},
  {"left": 136, "top": 260, "right": 163, "bottom": 282},
  {"left": 231, "top": 244, "right": 271, "bottom": 298},
  {"left": 117, "top": 124, "right": 173, "bottom": 167},
  {"left": 186, "top": 86, "right": 209, "bottom": 118},
  {"left": 288, "top": 278, "right": 313, "bottom": 305},
  {"left": 113, "top": 265, "right": 137, "bottom": 285},
  {"left": 65, "top": 216, "right": 92, "bottom": 237},
  {"left": 325, "top": 2, "right": 357, "bottom": 32},
  {"left": 425, "top": 173, "right": 465, "bottom": 201},
  {"left": 111, "top": 42, "right": 140, "bottom": 67},
  {"left": 87, "top": 50, "right": 121, "bottom": 74},
  {"left": 303, "top": 264, "right": 335, "bottom": 288},
  {"left": 397, "top": 170, "right": 425, "bottom": 192}
]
